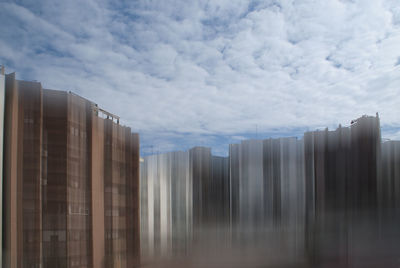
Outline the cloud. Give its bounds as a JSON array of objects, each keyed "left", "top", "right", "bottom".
[{"left": 1, "top": 0, "right": 400, "bottom": 155}]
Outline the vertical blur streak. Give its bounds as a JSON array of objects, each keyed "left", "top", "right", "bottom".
[
  {"left": 140, "top": 114, "right": 400, "bottom": 267},
  {"left": 0, "top": 66, "right": 5, "bottom": 266},
  {"left": 140, "top": 151, "right": 192, "bottom": 259}
]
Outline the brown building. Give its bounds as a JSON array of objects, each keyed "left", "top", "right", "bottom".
[
  {"left": 2, "top": 73, "right": 140, "bottom": 268},
  {"left": 3, "top": 73, "right": 43, "bottom": 268}
]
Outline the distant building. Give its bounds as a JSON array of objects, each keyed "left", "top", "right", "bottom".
[
  {"left": 229, "top": 138, "right": 305, "bottom": 229},
  {"left": 228, "top": 137, "right": 305, "bottom": 259},
  {"left": 140, "top": 151, "right": 192, "bottom": 258},
  {"left": 303, "top": 115, "right": 381, "bottom": 265},
  {"left": 210, "top": 155, "right": 230, "bottom": 225},
  {"left": 230, "top": 140, "right": 265, "bottom": 228},
  {"left": 304, "top": 114, "right": 381, "bottom": 215},
  {"left": 380, "top": 140, "right": 400, "bottom": 210},
  {"left": 140, "top": 152, "right": 192, "bottom": 257},
  {"left": 140, "top": 147, "right": 231, "bottom": 257},
  {"left": 189, "top": 147, "right": 212, "bottom": 228}
]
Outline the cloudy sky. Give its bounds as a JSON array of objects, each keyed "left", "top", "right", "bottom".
[{"left": 1, "top": 0, "right": 400, "bottom": 155}]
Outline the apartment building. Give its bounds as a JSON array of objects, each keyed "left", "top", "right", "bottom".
[{"left": 2, "top": 72, "right": 140, "bottom": 268}]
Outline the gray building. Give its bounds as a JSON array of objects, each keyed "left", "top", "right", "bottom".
[
  {"left": 140, "top": 151, "right": 192, "bottom": 258},
  {"left": 230, "top": 138, "right": 305, "bottom": 228},
  {"left": 140, "top": 147, "right": 231, "bottom": 257},
  {"left": 380, "top": 140, "right": 400, "bottom": 210}
]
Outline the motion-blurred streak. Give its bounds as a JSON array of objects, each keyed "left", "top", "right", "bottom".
[{"left": 140, "top": 113, "right": 400, "bottom": 267}]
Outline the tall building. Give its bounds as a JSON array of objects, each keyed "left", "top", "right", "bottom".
[
  {"left": 231, "top": 140, "right": 265, "bottom": 228},
  {"left": 229, "top": 138, "right": 305, "bottom": 229},
  {"left": 140, "top": 147, "right": 231, "bottom": 258},
  {"left": 303, "top": 115, "right": 381, "bottom": 266},
  {"left": 189, "top": 147, "right": 212, "bottom": 228},
  {"left": 304, "top": 114, "right": 381, "bottom": 215},
  {"left": 102, "top": 116, "right": 140, "bottom": 268},
  {"left": 210, "top": 156, "right": 230, "bottom": 225},
  {"left": 349, "top": 114, "right": 381, "bottom": 210},
  {"left": 380, "top": 140, "right": 400, "bottom": 210},
  {"left": 2, "top": 72, "right": 140, "bottom": 268},
  {"left": 138, "top": 113, "right": 397, "bottom": 265},
  {"left": 3, "top": 73, "right": 43, "bottom": 268},
  {"left": 265, "top": 137, "right": 305, "bottom": 229},
  {"left": 0, "top": 66, "right": 5, "bottom": 266},
  {"left": 140, "top": 151, "right": 192, "bottom": 258}
]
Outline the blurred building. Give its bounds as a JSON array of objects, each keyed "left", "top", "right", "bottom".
[
  {"left": 140, "top": 151, "right": 192, "bottom": 258},
  {"left": 2, "top": 72, "right": 140, "bottom": 268},
  {"left": 303, "top": 114, "right": 381, "bottom": 266},
  {"left": 230, "top": 140, "right": 265, "bottom": 228},
  {"left": 140, "top": 147, "right": 231, "bottom": 258},
  {"left": 210, "top": 156, "right": 230, "bottom": 225},
  {"left": 304, "top": 114, "right": 381, "bottom": 215},
  {"left": 230, "top": 138, "right": 305, "bottom": 228},
  {"left": 138, "top": 113, "right": 397, "bottom": 266},
  {"left": 190, "top": 147, "right": 212, "bottom": 228},
  {"left": 380, "top": 140, "right": 400, "bottom": 210},
  {"left": 263, "top": 137, "right": 305, "bottom": 229},
  {"left": 229, "top": 137, "right": 305, "bottom": 257}
]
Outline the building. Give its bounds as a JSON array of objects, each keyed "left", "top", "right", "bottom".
[
  {"left": 2, "top": 72, "right": 140, "bottom": 268},
  {"left": 210, "top": 155, "right": 230, "bottom": 225},
  {"left": 0, "top": 66, "right": 5, "bottom": 266},
  {"left": 304, "top": 114, "right": 381, "bottom": 215},
  {"left": 138, "top": 113, "right": 397, "bottom": 265},
  {"left": 380, "top": 140, "right": 400, "bottom": 210},
  {"left": 189, "top": 146, "right": 231, "bottom": 246},
  {"left": 140, "top": 147, "right": 231, "bottom": 258},
  {"left": 229, "top": 138, "right": 305, "bottom": 230},
  {"left": 303, "top": 115, "right": 381, "bottom": 265},
  {"left": 3, "top": 73, "right": 43, "bottom": 268},
  {"left": 140, "top": 151, "right": 192, "bottom": 258},
  {"left": 230, "top": 140, "right": 265, "bottom": 229},
  {"left": 189, "top": 147, "right": 212, "bottom": 228}
]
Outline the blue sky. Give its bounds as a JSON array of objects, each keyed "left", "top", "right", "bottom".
[{"left": 1, "top": 0, "right": 400, "bottom": 156}]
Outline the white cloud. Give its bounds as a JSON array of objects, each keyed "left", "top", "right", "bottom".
[{"left": 1, "top": 0, "right": 400, "bottom": 155}]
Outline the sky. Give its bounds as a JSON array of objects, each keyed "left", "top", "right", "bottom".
[{"left": 1, "top": 0, "right": 400, "bottom": 156}]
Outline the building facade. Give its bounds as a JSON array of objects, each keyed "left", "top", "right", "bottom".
[
  {"left": 0, "top": 66, "right": 5, "bottom": 266},
  {"left": 2, "top": 73, "right": 140, "bottom": 268}
]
